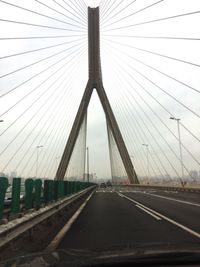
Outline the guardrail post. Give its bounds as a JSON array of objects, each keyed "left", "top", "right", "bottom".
[
  {"left": 25, "top": 179, "right": 34, "bottom": 210},
  {"left": 80, "top": 182, "right": 83, "bottom": 191},
  {"left": 83, "top": 182, "right": 86, "bottom": 189},
  {"left": 58, "top": 181, "right": 64, "bottom": 198},
  {"left": 72, "top": 181, "right": 75, "bottom": 193},
  {"left": 44, "top": 180, "right": 50, "bottom": 204},
  {"left": 0, "top": 177, "right": 9, "bottom": 219},
  {"left": 34, "top": 179, "right": 42, "bottom": 209},
  {"left": 57, "top": 181, "right": 62, "bottom": 198},
  {"left": 68, "top": 181, "right": 72, "bottom": 194},
  {"left": 54, "top": 180, "right": 64, "bottom": 200},
  {"left": 53, "top": 180, "right": 59, "bottom": 201},
  {"left": 49, "top": 180, "right": 54, "bottom": 202},
  {"left": 75, "top": 181, "right": 78, "bottom": 192},
  {"left": 44, "top": 180, "right": 54, "bottom": 204},
  {"left": 76, "top": 181, "right": 80, "bottom": 192},
  {"left": 11, "top": 178, "right": 21, "bottom": 215},
  {"left": 71, "top": 181, "right": 74, "bottom": 193},
  {"left": 64, "top": 181, "right": 68, "bottom": 196}
]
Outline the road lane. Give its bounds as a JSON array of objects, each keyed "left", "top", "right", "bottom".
[
  {"left": 58, "top": 191, "right": 199, "bottom": 251},
  {"left": 144, "top": 189, "right": 200, "bottom": 205},
  {"left": 141, "top": 191, "right": 200, "bottom": 207},
  {"left": 122, "top": 190, "right": 200, "bottom": 234},
  {"left": 118, "top": 188, "right": 200, "bottom": 207},
  {"left": 118, "top": 187, "right": 200, "bottom": 205}
]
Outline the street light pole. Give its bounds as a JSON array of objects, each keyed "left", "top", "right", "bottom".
[
  {"left": 142, "top": 144, "right": 149, "bottom": 183},
  {"left": 36, "top": 145, "right": 43, "bottom": 178},
  {"left": 130, "top": 155, "right": 135, "bottom": 185},
  {"left": 86, "top": 147, "right": 89, "bottom": 182},
  {"left": 170, "top": 117, "right": 184, "bottom": 185}
]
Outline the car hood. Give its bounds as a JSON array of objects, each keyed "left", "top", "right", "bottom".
[{"left": 0, "top": 243, "right": 200, "bottom": 267}]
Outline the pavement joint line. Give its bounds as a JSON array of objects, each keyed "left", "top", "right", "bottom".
[
  {"left": 142, "top": 192, "right": 200, "bottom": 207},
  {"left": 118, "top": 192, "right": 200, "bottom": 239},
  {"left": 45, "top": 192, "right": 94, "bottom": 252},
  {"left": 135, "top": 204, "right": 162, "bottom": 220}
]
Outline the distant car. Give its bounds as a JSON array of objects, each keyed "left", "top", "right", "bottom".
[
  {"left": 4, "top": 187, "right": 12, "bottom": 206},
  {"left": 4, "top": 185, "right": 25, "bottom": 207},
  {"left": 99, "top": 183, "right": 106, "bottom": 188},
  {"left": 106, "top": 181, "right": 112, "bottom": 187}
]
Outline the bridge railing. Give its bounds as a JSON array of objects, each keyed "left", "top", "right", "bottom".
[{"left": 0, "top": 177, "right": 95, "bottom": 221}]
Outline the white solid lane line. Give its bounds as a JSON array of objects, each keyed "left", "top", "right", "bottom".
[
  {"left": 117, "top": 192, "right": 161, "bottom": 220},
  {"left": 45, "top": 192, "right": 94, "bottom": 252},
  {"left": 135, "top": 204, "right": 162, "bottom": 220},
  {"left": 143, "top": 192, "right": 200, "bottom": 207},
  {"left": 118, "top": 192, "right": 200, "bottom": 239}
]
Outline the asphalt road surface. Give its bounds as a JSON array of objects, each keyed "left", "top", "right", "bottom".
[{"left": 58, "top": 187, "right": 200, "bottom": 251}]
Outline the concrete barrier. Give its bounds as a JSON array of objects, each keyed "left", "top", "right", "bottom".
[{"left": 114, "top": 184, "right": 200, "bottom": 193}]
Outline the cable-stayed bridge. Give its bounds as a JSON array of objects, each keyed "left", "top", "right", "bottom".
[{"left": 0, "top": 0, "right": 200, "bottom": 263}]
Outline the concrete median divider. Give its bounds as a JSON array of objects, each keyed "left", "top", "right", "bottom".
[{"left": 115, "top": 183, "right": 200, "bottom": 193}]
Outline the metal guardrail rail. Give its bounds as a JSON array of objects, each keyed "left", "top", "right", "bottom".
[
  {"left": 0, "top": 177, "right": 95, "bottom": 220},
  {"left": 0, "top": 185, "right": 96, "bottom": 249}
]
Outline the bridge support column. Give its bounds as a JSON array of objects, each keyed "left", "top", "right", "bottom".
[{"left": 55, "top": 7, "right": 138, "bottom": 184}]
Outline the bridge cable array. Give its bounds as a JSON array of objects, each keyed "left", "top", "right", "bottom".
[
  {"left": 100, "top": 0, "right": 200, "bottom": 183},
  {"left": 0, "top": 0, "right": 199, "bottom": 184}
]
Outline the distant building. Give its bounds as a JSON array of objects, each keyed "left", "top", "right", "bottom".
[
  {"left": 189, "top": 170, "right": 198, "bottom": 181},
  {"left": 83, "top": 173, "right": 93, "bottom": 181},
  {"left": 10, "top": 171, "right": 17, "bottom": 178}
]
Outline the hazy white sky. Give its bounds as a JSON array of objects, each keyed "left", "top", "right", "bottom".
[{"left": 0, "top": 0, "right": 200, "bottom": 181}]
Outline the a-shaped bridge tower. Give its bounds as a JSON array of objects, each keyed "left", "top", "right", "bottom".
[{"left": 55, "top": 7, "right": 138, "bottom": 184}]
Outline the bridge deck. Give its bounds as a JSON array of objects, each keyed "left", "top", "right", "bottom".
[{"left": 58, "top": 188, "right": 200, "bottom": 251}]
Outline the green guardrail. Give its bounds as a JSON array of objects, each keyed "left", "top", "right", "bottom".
[
  {"left": 0, "top": 177, "right": 96, "bottom": 220},
  {"left": 0, "top": 177, "right": 9, "bottom": 219}
]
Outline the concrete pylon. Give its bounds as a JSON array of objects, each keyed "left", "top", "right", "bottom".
[{"left": 55, "top": 7, "right": 139, "bottom": 184}]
